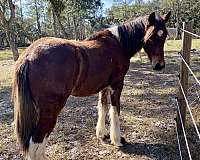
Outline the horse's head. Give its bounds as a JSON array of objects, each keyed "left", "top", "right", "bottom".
[{"left": 143, "top": 11, "right": 171, "bottom": 71}]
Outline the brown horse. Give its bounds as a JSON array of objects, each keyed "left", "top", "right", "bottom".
[{"left": 12, "top": 11, "right": 171, "bottom": 160}]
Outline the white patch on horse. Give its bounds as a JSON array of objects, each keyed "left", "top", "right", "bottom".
[
  {"left": 109, "top": 105, "right": 122, "bottom": 146},
  {"left": 96, "top": 91, "right": 109, "bottom": 139},
  {"left": 27, "top": 137, "right": 48, "bottom": 160},
  {"left": 157, "top": 30, "right": 163, "bottom": 37},
  {"left": 108, "top": 26, "right": 119, "bottom": 41},
  {"left": 96, "top": 104, "right": 108, "bottom": 139}
]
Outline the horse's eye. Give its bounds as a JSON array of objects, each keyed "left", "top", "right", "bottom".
[{"left": 157, "top": 30, "right": 163, "bottom": 37}]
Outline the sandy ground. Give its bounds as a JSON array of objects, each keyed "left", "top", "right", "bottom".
[{"left": 0, "top": 52, "right": 200, "bottom": 160}]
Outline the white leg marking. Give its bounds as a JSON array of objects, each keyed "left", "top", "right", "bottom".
[
  {"left": 96, "top": 105, "right": 108, "bottom": 138},
  {"left": 96, "top": 93, "right": 108, "bottom": 138},
  {"left": 109, "top": 105, "right": 122, "bottom": 146},
  {"left": 27, "top": 137, "right": 48, "bottom": 160}
]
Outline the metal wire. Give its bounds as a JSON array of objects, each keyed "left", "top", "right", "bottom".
[
  {"left": 178, "top": 52, "right": 200, "bottom": 87},
  {"left": 181, "top": 29, "right": 200, "bottom": 39},
  {"left": 175, "top": 98, "right": 192, "bottom": 160},
  {"left": 178, "top": 79, "right": 200, "bottom": 140},
  {"left": 175, "top": 118, "right": 183, "bottom": 160}
]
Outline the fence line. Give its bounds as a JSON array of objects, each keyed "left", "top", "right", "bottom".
[
  {"left": 175, "top": 98, "right": 192, "bottom": 160},
  {"left": 177, "top": 22, "right": 192, "bottom": 133},
  {"left": 175, "top": 22, "right": 200, "bottom": 160},
  {"left": 178, "top": 78, "right": 200, "bottom": 140},
  {"left": 175, "top": 115, "right": 183, "bottom": 160},
  {"left": 178, "top": 52, "right": 200, "bottom": 87},
  {"left": 180, "top": 28, "right": 200, "bottom": 39}
]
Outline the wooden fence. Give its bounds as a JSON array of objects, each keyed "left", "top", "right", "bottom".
[{"left": 175, "top": 22, "right": 200, "bottom": 160}]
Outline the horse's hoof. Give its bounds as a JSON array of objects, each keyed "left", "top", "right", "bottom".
[{"left": 111, "top": 141, "right": 123, "bottom": 147}]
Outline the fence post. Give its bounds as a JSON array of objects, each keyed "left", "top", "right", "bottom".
[{"left": 177, "top": 22, "right": 193, "bottom": 134}]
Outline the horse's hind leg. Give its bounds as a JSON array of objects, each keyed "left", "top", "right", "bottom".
[
  {"left": 96, "top": 88, "right": 110, "bottom": 140},
  {"left": 27, "top": 98, "right": 66, "bottom": 160},
  {"left": 109, "top": 83, "right": 124, "bottom": 147}
]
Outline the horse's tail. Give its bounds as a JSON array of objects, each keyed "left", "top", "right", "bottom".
[{"left": 12, "top": 60, "right": 38, "bottom": 154}]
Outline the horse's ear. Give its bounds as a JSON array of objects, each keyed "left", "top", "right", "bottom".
[
  {"left": 163, "top": 11, "right": 171, "bottom": 23},
  {"left": 148, "top": 12, "right": 155, "bottom": 26}
]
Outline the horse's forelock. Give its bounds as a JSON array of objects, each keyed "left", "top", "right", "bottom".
[{"left": 143, "top": 26, "right": 155, "bottom": 43}]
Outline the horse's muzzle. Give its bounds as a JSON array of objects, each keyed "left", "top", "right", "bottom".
[{"left": 153, "top": 63, "right": 165, "bottom": 71}]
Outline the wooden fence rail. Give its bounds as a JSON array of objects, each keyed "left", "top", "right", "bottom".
[{"left": 177, "top": 22, "right": 193, "bottom": 134}]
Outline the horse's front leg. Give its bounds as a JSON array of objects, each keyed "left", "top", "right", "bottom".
[
  {"left": 96, "top": 88, "right": 110, "bottom": 140},
  {"left": 109, "top": 82, "right": 123, "bottom": 146}
]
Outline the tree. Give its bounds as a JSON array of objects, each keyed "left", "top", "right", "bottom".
[
  {"left": 0, "top": 0, "right": 19, "bottom": 61},
  {"left": 48, "top": 0, "right": 68, "bottom": 38},
  {"left": 34, "top": 0, "right": 42, "bottom": 37}
]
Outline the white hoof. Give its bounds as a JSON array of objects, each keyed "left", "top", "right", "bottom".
[
  {"left": 111, "top": 141, "right": 123, "bottom": 147},
  {"left": 96, "top": 127, "right": 108, "bottom": 139}
]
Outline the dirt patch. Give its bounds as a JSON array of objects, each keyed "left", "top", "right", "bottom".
[{"left": 0, "top": 53, "right": 200, "bottom": 160}]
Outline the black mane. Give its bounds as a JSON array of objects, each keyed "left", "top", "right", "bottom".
[
  {"left": 117, "top": 17, "right": 146, "bottom": 57},
  {"left": 86, "top": 16, "right": 150, "bottom": 58}
]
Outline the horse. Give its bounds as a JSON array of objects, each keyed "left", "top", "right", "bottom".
[{"left": 12, "top": 11, "right": 171, "bottom": 160}]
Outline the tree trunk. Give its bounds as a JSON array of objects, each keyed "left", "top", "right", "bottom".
[
  {"left": 0, "top": 0, "right": 19, "bottom": 60},
  {"left": 52, "top": 10, "right": 58, "bottom": 37},
  {"left": 73, "top": 16, "right": 78, "bottom": 40},
  {"left": 34, "top": 0, "right": 41, "bottom": 37},
  {"left": 6, "top": 31, "right": 19, "bottom": 61},
  {"left": 56, "top": 13, "right": 68, "bottom": 38}
]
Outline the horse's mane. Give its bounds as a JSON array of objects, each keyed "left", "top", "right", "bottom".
[
  {"left": 86, "top": 16, "right": 153, "bottom": 56},
  {"left": 86, "top": 29, "right": 118, "bottom": 41},
  {"left": 116, "top": 17, "right": 146, "bottom": 54}
]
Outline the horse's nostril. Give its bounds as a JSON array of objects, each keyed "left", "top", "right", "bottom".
[{"left": 153, "top": 63, "right": 165, "bottom": 70}]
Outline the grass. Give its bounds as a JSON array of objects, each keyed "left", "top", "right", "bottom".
[
  {"left": 164, "top": 39, "right": 200, "bottom": 52},
  {"left": 0, "top": 48, "right": 25, "bottom": 61}
]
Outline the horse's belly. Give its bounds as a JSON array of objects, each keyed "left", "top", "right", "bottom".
[
  {"left": 71, "top": 82, "right": 108, "bottom": 97},
  {"left": 71, "top": 74, "right": 110, "bottom": 97}
]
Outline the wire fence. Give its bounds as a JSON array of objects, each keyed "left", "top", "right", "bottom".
[
  {"left": 175, "top": 98, "right": 192, "bottom": 160},
  {"left": 175, "top": 26, "right": 200, "bottom": 160},
  {"left": 180, "top": 29, "right": 200, "bottom": 39}
]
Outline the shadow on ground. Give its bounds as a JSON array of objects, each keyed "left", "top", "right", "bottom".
[{"left": 0, "top": 86, "right": 13, "bottom": 124}]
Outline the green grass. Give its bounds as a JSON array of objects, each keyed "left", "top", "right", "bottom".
[
  {"left": 165, "top": 39, "right": 200, "bottom": 52},
  {"left": 0, "top": 48, "right": 25, "bottom": 61}
]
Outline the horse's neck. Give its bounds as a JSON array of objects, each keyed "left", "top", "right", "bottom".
[{"left": 108, "top": 20, "right": 145, "bottom": 59}]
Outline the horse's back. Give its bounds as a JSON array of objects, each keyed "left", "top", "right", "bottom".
[{"left": 19, "top": 37, "right": 79, "bottom": 103}]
